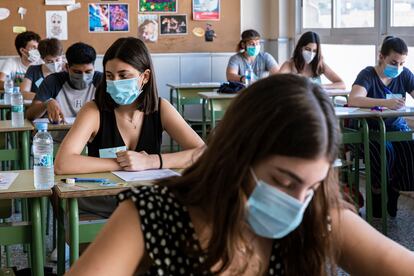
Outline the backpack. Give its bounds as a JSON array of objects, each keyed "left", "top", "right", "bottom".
[{"left": 217, "top": 81, "right": 245, "bottom": 94}]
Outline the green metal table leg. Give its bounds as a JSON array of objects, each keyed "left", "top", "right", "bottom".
[
  {"left": 41, "top": 197, "right": 48, "bottom": 259},
  {"left": 68, "top": 198, "right": 79, "bottom": 265},
  {"left": 169, "top": 88, "right": 175, "bottom": 153},
  {"left": 362, "top": 120, "right": 372, "bottom": 223},
  {"left": 210, "top": 99, "right": 216, "bottom": 130},
  {"left": 57, "top": 199, "right": 66, "bottom": 276},
  {"left": 30, "top": 198, "right": 44, "bottom": 276},
  {"left": 378, "top": 118, "right": 387, "bottom": 235},
  {"left": 201, "top": 98, "right": 207, "bottom": 139},
  {"left": 21, "top": 131, "right": 30, "bottom": 170}
]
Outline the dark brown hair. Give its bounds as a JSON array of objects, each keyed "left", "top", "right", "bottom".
[
  {"left": 95, "top": 37, "right": 159, "bottom": 114},
  {"left": 380, "top": 35, "right": 408, "bottom": 56},
  {"left": 37, "top": 38, "right": 63, "bottom": 59},
  {"left": 158, "top": 74, "right": 342, "bottom": 274},
  {"left": 293, "top": 31, "right": 324, "bottom": 77},
  {"left": 14, "top": 31, "right": 41, "bottom": 57},
  {"left": 237, "top": 29, "right": 261, "bottom": 52}
]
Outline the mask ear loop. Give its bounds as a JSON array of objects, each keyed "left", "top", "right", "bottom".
[{"left": 249, "top": 167, "right": 259, "bottom": 183}]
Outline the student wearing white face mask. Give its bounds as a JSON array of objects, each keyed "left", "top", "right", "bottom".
[
  {"left": 0, "top": 31, "right": 41, "bottom": 90},
  {"left": 226, "top": 29, "right": 279, "bottom": 83},
  {"left": 20, "top": 38, "right": 64, "bottom": 100},
  {"left": 280, "top": 31, "right": 346, "bottom": 89}
]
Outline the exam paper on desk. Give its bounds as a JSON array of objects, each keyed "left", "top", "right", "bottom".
[
  {"left": 112, "top": 169, "right": 181, "bottom": 182},
  {"left": 0, "top": 172, "right": 19, "bottom": 190}
]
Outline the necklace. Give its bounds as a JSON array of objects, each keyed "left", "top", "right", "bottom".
[{"left": 115, "top": 110, "right": 139, "bottom": 129}]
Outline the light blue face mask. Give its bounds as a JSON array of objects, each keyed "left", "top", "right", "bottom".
[
  {"left": 384, "top": 64, "right": 403, "bottom": 79},
  {"left": 246, "top": 169, "right": 314, "bottom": 239},
  {"left": 106, "top": 77, "right": 143, "bottom": 105},
  {"left": 246, "top": 45, "right": 260, "bottom": 57}
]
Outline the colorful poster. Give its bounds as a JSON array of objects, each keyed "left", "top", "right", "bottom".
[
  {"left": 46, "top": 10, "right": 68, "bottom": 40},
  {"left": 88, "top": 4, "right": 109, "bottom": 32},
  {"left": 160, "top": 15, "right": 187, "bottom": 35},
  {"left": 192, "top": 0, "right": 220, "bottom": 21},
  {"left": 139, "top": 0, "right": 177, "bottom": 13},
  {"left": 109, "top": 4, "right": 129, "bottom": 32},
  {"left": 138, "top": 14, "right": 159, "bottom": 43}
]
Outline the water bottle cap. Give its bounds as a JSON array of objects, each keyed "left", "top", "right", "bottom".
[{"left": 35, "top": 122, "right": 48, "bottom": 131}]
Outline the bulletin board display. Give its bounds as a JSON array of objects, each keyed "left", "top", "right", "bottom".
[{"left": 0, "top": 0, "right": 240, "bottom": 55}]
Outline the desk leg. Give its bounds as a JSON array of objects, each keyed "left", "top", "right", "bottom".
[
  {"left": 362, "top": 120, "right": 372, "bottom": 223},
  {"left": 378, "top": 118, "right": 388, "bottom": 235},
  {"left": 30, "top": 198, "right": 44, "bottom": 276},
  {"left": 41, "top": 197, "right": 48, "bottom": 259},
  {"left": 202, "top": 98, "right": 207, "bottom": 139},
  {"left": 21, "top": 131, "right": 30, "bottom": 170},
  {"left": 57, "top": 199, "right": 66, "bottom": 276},
  {"left": 210, "top": 99, "right": 216, "bottom": 131},
  {"left": 170, "top": 88, "right": 176, "bottom": 152},
  {"left": 68, "top": 198, "right": 79, "bottom": 265}
]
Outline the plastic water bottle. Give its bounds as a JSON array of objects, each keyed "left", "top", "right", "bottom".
[
  {"left": 4, "top": 75, "right": 13, "bottom": 105},
  {"left": 245, "top": 64, "right": 254, "bottom": 86},
  {"left": 11, "top": 87, "right": 24, "bottom": 127},
  {"left": 33, "top": 122, "right": 54, "bottom": 190}
]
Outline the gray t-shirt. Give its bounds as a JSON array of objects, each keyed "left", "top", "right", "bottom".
[
  {"left": 227, "top": 52, "right": 278, "bottom": 79},
  {"left": 34, "top": 71, "right": 103, "bottom": 141}
]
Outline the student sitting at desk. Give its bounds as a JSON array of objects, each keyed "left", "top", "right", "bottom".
[
  {"left": 67, "top": 75, "right": 414, "bottom": 276},
  {"left": 0, "top": 31, "right": 41, "bottom": 89},
  {"left": 279, "top": 31, "right": 346, "bottom": 89},
  {"left": 54, "top": 37, "right": 204, "bottom": 218},
  {"left": 26, "top": 42, "right": 102, "bottom": 124},
  {"left": 20, "top": 38, "right": 64, "bottom": 100},
  {"left": 349, "top": 36, "right": 414, "bottom": 218},
  {"left": 226, "top": 29, "right": 279, "bottom": 83}
]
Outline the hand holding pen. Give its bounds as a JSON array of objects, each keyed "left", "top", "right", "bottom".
[{"left": 385, "top": 97, "right": 405, "bottom": 110}]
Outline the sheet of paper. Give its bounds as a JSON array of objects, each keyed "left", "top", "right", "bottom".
[
  {"left": 405, "top": 92, "right": 414, "bottom": 107},
  {"left": 13, "top": 26, "right": 27, "bottom": 33},
  {"left": 46, "top": 10, "right": 68, "bottom": 40},
  {"left": 99, "top": 146, "right": 127, "bottom": 158},
  {"left": 33, "top": 117, "right": 76, "bottom": 125},
  {"left": 66, "top": 2, "right": 81, "bottom": 12},
  {"left": 112, "top": 169, "right": 180, "bottom": 182},
  {"left": 334, "top": 107, "right": 359, "bottom": 115},
  {"left": 0, "top": 8, "right": 10, "bottom": 20},
  {"left": 0, "top": 172, "right": 19, "bottom": 190},
  {"left": 18, "top": 7, "right": 27, "bottom": 20}
]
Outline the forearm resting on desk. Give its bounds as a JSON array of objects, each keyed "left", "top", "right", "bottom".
[
  {"left": 26, "top": 101, "right": 47, "bottom": 120},
  {"left": 54, "top": 154, "right": 122, "bottom": 174},
  {"left": 348, "top": 96, "right": 387, "bottom": 108}
]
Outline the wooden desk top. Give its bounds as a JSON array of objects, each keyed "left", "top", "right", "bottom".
[
  {"left": 0, "top": 120, "right": 34, "bottom": 132},
  {"left": 334, "top": 107, "right": 414, "bottom": 119},
  {"left": 0, "top": 170, "right": 52, "bottom": 199},
  {"left": 198, "top": 92, "right": 238, "bottom": 99},
  {"left": 54, "top": 172, "right": 155, "bottom": 199},
  {"left": 0, "top": 99, "right": 32, "bottom": 108},
  {"left": 30, "top": 121, "right": 73, "bottom": 131},
  {"left": 167, "top": 82, "right": 221, "bottom": 89}
]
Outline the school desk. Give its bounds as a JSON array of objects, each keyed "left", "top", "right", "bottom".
[
  {"left": 0, "top": 100, "right": 32, "bottom": 120},
  {"left": 0, "top": 120, "right": 33, "bottom": 170},
  {"left": 198, "top": 92, "right": 237, "bottom": 138},
  {"left": 366, "top": 107, "right": 414, "bottom": 234},
  {"left": 0, "top": 170, "right": 52, "bottom": 276},
  {"left": 54, "top": 173, "right": 129, "bottom": 275}
]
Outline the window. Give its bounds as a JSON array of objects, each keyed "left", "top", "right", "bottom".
[
  {"left": 391, "top": 0, "right": 414, "bottom": 27},
  {"left": 302, "top": 0, "right": 331, "bottom": 28},
  {"left": 335, "top": 0, "right": 375, "bottom": 28}
]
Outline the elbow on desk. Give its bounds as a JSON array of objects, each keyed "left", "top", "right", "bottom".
[{"left": 54, "top": 159, "right": 66, "bottom": 175}]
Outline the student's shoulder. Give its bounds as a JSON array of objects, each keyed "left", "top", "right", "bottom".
[
  {"left": 26, "top": 64, "right": 42, "bottom": 74},
  {"left": 92, "top": 71, "right": 103, "bottom": 85},
  {"left": 358, "top": 66, "right": 375, "bottom": 76}
]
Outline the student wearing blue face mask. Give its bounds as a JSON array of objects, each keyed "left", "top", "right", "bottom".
[
  {"left": 349, "top": 36, "right": 414, "bottom": 218},
  {"left": 26, "top": 42, "right": 102, "bottom": 128},
  {"left": 67, "top": 75, "right": 414, "bottom": 276},
  {"left": 226, "top": 29, "right": 279, "bottom": 83},
  {"left": 54, "top": 37, "right": 205, "bottom": 218}
]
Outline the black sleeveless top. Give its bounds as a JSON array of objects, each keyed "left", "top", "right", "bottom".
[
  {"left": 88, "top": 99, "right": 163, "bottom": 157},
  {"left": 118, "top": 186, "right": 286, "bottom": 275}
]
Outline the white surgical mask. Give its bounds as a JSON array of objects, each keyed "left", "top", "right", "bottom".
[
  {"left": 28, "top": 49, "right": 41, "bottom": 63},
  {"left": 45, "top": 61, "right": 62, "bottom": 73},
  {"left": 302, "top": 50, "right": 316, "bottom": 64}
]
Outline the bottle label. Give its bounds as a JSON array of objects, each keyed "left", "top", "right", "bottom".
[
  {"left": 34, "top": 154, "right": 53, "bottom": 168},
  {"left": 12, "top": 105, "right": 24, "bottom": 113}
]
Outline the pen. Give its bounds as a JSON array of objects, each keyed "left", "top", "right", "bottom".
[{"left": 60, "top": 178, "right": 110, "bottom": 183}]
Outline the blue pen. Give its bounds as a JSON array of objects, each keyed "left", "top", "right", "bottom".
[{"left": 61, "top": 178, "right": 109, "bottom": 183}]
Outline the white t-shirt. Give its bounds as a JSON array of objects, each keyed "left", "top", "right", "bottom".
[{"left": 0, "top": 56, "right": 37, "bottom": 85}]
